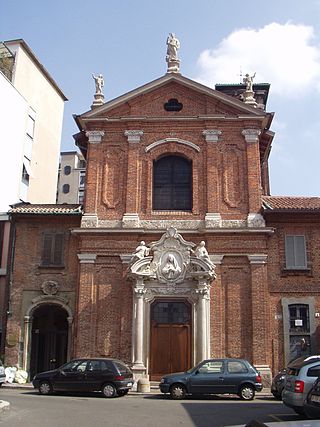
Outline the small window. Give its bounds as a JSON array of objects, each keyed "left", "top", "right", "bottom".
[
  {"left": 26, "top": 115, "right": 35, "bottom": 139},
  {"left": 79, "top": 171, "right": 85, "bottom": 188},
  {"left": 78, "top": 190, "right": 84, "bottom": 204},
  {"left": 285, "top": 235, "right": 307, "bottom": 269},
  {"left": 64, "top": 165, "right": 71, "bottom": 175},
  {"left": 164, "top": 98, "right": 183, "bottom": 112},
  {"left": 41, "top": 232, "right": 64, "bottom": 266},
  {"left": 21, "top": 164, "right": 29, "bottom": 184},
  {"left": 78, "top": 159, "right": 86, "bottom": 169},
  {"left": 62, "top": 184, "right": 70, "bottom": 194}
]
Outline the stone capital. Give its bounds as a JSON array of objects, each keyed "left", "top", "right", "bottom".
[
  {"left": 210, "top": 254, "right": 224, "bottom": 265},
  {"left": 202, "top": 130, "right": 222, "bottom": 143},
  {"left": 247, "top": 254, "right": 268, "bottom": 264},
  {"left": 124, "top": 130, "right": 143, "bottom": 143},
  {"left": 85, "top": 130, "right": 105, "bottom": 144},
  {"left": 77, "top": 253, "right": 97, "bottom": 264},
  {"left": 242, "top": 129, "right": 261, "bottom": 143}
]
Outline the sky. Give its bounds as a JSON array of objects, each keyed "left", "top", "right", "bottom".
[{"left": 1, "top": 0, "right": 320, "bottom": 196}]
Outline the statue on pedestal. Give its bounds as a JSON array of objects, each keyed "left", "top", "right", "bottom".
[
  {"left": 92, "top": 73, "right": 104, "bottom": 95},
  {"left": 91, "top": 73, "right": 105, "bottom": 108},
  {"left": 243, "top": 72, "right": 256, "bottom": 92},
  {"left": 166, "top": 33, "right": 181, "bottom": 73}
]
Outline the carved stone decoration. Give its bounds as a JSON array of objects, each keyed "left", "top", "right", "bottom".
[
  {"left": 129, "top": 226, "right": 216, "bottom": 284},
  {"left": 102, "top": 150, "right": 124, "bottom": 208},
  {"left": 222, "top": 147, "right": 244, "bottom": 208},
  {"left": 41, "top": 280, "right": 60, "bottom": 295}
]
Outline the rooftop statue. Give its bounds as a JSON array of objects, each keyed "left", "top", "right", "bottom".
[
  {"left": 166, "top": 33, "right": 180, "bottom": 73},
  {"left": 166, "top": 33, "right": 180, "bottom": 62},
  {"left": 243, "top": 72, "right": 256, "bottom": 92},
  {"left": 92, "top": 73, "right": 104, "bottom": 95}
]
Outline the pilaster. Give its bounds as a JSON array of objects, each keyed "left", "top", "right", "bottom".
[
  {"left": 122, "top": 130, "right": 143, "bottom": 228},
  {"left": 242, "top": 129, "right": 265, "bottom": 227},
  {"left": 203, "top": 130, "right": 222, "bottom": 228},
  {"left": 247, "top": 253, "right": 271, "bottom": 385},
  {"left": 75, "top": 253, "right": 97, "bottom": 357},
  {"left": 83, "top": 131, "right": 105, "bottom": 220}
]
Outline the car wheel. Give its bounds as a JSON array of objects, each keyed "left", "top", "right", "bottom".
[
  {"left": 239, "top": 384, "right": 255, "bottom": 400},
  {"left": 293, "top": 407, "right": 305, "bottom": 416},
  {"left": 170, "top": 384, "right": 186, "bottom": 400},
  {"left": 272, "top": 391, "right": 282, "bottom": 400},
  {"left": 39, "top": 381, "right": 53, "bottom": 395},
  {"left": 117, "top": 390, "right": 128, "bottom": 397},
  {"left": 102, "top": 383, "right": 117, "bottom": 398}
]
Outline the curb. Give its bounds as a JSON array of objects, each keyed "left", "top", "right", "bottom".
[{"left": 0, "top": 400, "right": 10, "bottom": 415}]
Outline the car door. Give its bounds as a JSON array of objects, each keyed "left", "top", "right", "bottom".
[
  {"left": 188, "top": 360, "right": 225, "bottom": 394},
  {"left": 54, "top": 360, "right": 88, "bottom": 391},
  {"left": 84, "top": 360, "right": 107, "bottom": 391},
  {"left": 223, "top": 360, "right": 251, "bottom": 393}
]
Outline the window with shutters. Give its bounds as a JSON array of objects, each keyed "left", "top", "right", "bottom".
[
  {"left": 285, "top": 235, "right": 307, "bottom": 269},
  {"left": 153, "top": 155, "right": 192, "bottom": 211},
  {"left": 41, "top": 232, "right": 65, "bottom": 267}
]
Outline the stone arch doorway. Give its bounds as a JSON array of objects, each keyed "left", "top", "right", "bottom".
[
  {"left": 150, "top": 299, "right": 191, "bottom": 381},
  {"left": 29, "top": 304, "right": 69, "bottom": 378}
]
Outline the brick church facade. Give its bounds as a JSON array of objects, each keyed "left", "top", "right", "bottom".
[{"left": 4, "top": 65, "right": 320, "bottom": 385}]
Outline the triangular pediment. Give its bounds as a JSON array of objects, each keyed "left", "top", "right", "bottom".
[{"left": 79, "top": 73, "right": 266, "bottom": 121}]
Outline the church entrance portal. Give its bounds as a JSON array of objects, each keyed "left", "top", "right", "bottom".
[
  {"left": 150, "top": 300, "right": 191, "bottom": 381},
  {"left": 30, "top": 304, "right": 68, "bottom": 378}
]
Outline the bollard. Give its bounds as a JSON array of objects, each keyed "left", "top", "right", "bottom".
[{"left": 137, "top": 378, "right": 150, "bottom": 393}]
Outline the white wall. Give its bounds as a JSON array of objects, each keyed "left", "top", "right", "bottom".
[
  {"left": 0, "top": 73, "right": 28, "bottom": 212},
  {"left": 5, "top": 41, "right": 66, "bottom": 204}
]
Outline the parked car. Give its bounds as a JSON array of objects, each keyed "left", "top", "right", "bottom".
[
  {"left": 271, "top": 355, "right": 320, "bottom": 401},
  {"left": 282, "top": 356, "right": 320, "bottom": 415},
  {"left": 32, "top": 358, "right": 133, "bottom": 397},
  {"left": 0, "top": 360, "right": 5, "bottom": 386},
  {"left": 303, "top": 376, "right": 320, "bottom": 419},
  {"left": 159, "top": 358, "right": 262, "bottom": 400},
  {"left": 271, "top": 368, "right": 286, "bottom": 400}
]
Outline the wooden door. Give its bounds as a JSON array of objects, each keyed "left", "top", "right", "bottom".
[{"left": 150, "top": 301, "right": 191, "bottom": 381}]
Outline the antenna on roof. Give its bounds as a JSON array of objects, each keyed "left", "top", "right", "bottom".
[{"left": 239, "top": 66, "right": 243, "bottom": 84}]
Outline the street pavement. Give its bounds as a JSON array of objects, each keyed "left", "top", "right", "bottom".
[{"left": 0, "top": 385, "right": 304, "bottom": 427}]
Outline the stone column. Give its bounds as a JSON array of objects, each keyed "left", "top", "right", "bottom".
[
  {"left": 242, "top": 130, "right": 265, "bottom": 228},
  {"left": 82, "top": 131, "right": 105, "bottom": 228},
  {"left": 23, "top": 316, "right": 31, "bottom": 372},
  {"left": 203, "top": 130, "right": 222, "bottom": 228},
  {"left": 76, "top": 253, "right": 97, "bottom": 356},
  {"left": 132, "top": 279, "right": 147, "bottom": 384},
  {"left": 248, "top": 254, "right": 271, "bottom": 386},
  {"left": 196, "top": 280, "right": 211, "bottom": 362},
  {"left": 122, "top": 130, "right": 143, "bottom": 228}
]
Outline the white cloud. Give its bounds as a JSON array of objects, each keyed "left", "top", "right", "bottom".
[{"left": 195, "top": 22, "right": 320, "bottom": 97}]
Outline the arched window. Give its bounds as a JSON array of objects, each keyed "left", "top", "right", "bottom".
[{"left": 153, "top": 155, "right": 192, "bottom": 211}]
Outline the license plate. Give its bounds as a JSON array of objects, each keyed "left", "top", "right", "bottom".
[
  {"left": 310, "top": 395, "right": 320, "bottom": 403},
  {"left": 127, "top": 382, "right": 133, "bottom": 387}
]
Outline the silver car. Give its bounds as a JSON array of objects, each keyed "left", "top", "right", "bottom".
[
  {"left": 0, "top": 360, "right": 5, "bottom": 386},
  {"left": 282, "top": 356, "right": 320, "bottom": 415}
]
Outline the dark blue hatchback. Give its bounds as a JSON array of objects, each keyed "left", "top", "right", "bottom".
[{"left": 159, "top": 358, "right": 262, "bottom": 400}]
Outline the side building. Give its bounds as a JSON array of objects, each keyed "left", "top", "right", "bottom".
[
  {"left": 0, "top": 39, "right": 67, "bottom": 354},
  {"left": 56, "top": 151, "right": 86, "bottom": 204}
]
